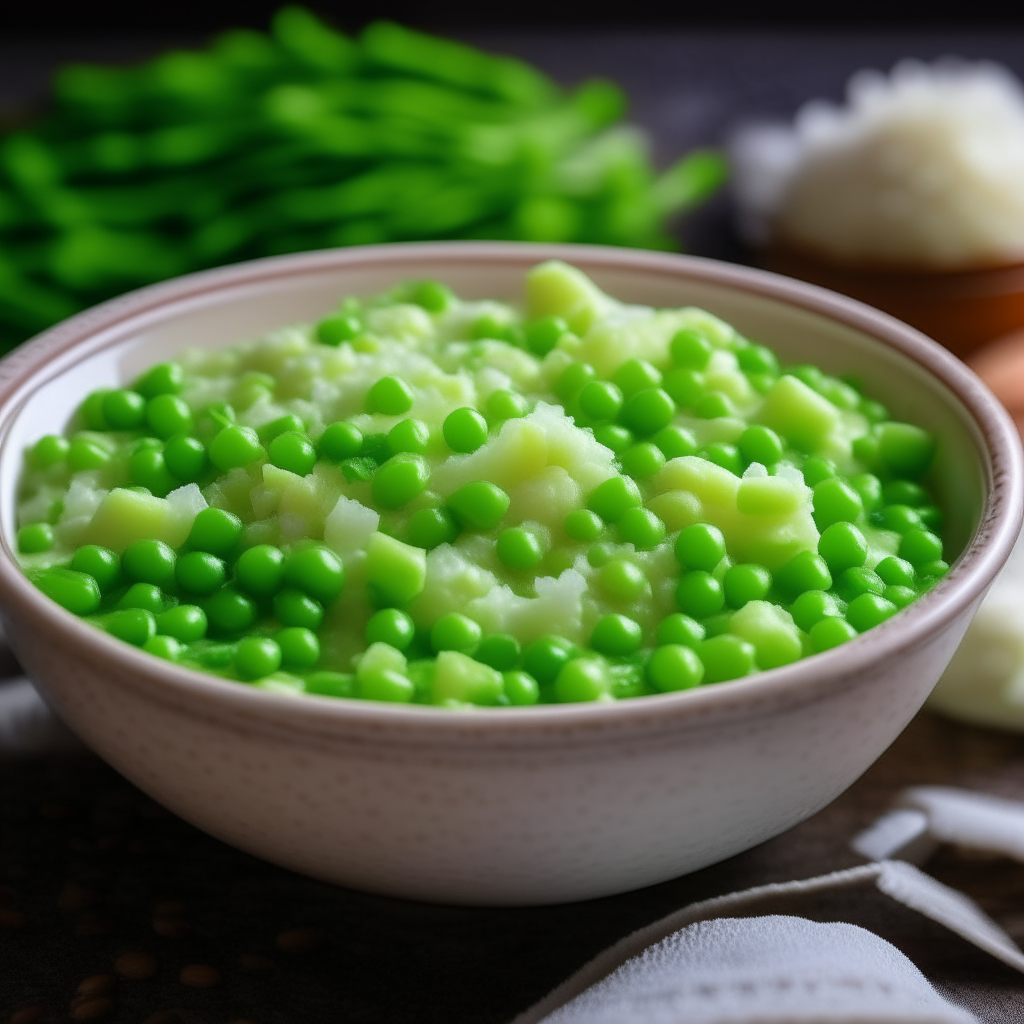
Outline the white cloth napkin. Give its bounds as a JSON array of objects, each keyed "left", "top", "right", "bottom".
[{"left": 513, "top": 860, "right": 1024, "bottom": 1024}]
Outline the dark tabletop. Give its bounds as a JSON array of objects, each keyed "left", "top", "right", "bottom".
[{"left": 3, "top": 29, "right": 1024, "bottom": 1024}]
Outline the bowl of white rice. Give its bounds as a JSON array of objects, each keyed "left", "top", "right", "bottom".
[{"left": 731, "top": 59, "right": 1024, "bottom": 357}]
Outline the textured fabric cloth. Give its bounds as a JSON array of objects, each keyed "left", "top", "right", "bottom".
[{"left": 514, "top": 861, "right": 1024, "bottom": 1024}]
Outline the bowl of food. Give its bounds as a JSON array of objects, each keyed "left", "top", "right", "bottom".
[
  {"left": 731, "top": 59, "right": 1024, "bottom": 359},
  {"left": 0, "top": 241, "right": 1017, "bottom": 905}
]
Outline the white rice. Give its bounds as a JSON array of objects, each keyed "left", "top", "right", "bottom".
[{"left": 731, "top": 59, "right": 1024, "bottom": 267}]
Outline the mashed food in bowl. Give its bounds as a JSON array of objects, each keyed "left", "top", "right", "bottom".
[
  {"left": 733, "top": 59, "right": 1024, "bottom": 268},
  {"left": 14, "top": 261, "right": 949, "bottom": 705}
]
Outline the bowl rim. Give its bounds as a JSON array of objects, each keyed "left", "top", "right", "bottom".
[{"left": 0, "top": 240, "right": 1020, "bottom": 749}]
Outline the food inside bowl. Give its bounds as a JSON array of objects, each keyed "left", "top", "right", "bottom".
[
  {"left": 731, "top": 59, "right": 1024, "bottom": 356},
  {"left": 14, "top": 261, "right": 949, "bottom": 706}
]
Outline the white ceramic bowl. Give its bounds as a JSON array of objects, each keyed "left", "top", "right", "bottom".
[{"left": 0, "top": 242, "right": 1019, "bottom": 906}]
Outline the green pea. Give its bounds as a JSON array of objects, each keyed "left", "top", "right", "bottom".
[
  {"left": 388, "top": 417, "right": 430, "bottom": 456},
  {"left": 846, "top": 593, "right": 898, "bottom": 632},
  {"left": 373, "top": 453, "right": 430, "bottom": 510},
  {"left": 317, "top": 313, "right": 361, "bottom": 346},
  {"left": 849, "top": 473, "right": 883, "bottom": 513},
  {"left": 736, "top": 344, "right": 779, "bottom": 376},
  {"left": 696, "top": 634, "right": 756, "bottom": 683},
  {"left": 257, "top": 414, "right": 304, "bottom": 445},
  {"left": 674, "top": 523, "right": 726, "bottom": 571},
  {"left": 653, "top": 424, "right": 697, "bottom": 460},
  {"left": 17, "top": 523, "right": 53, "bottom": 554},
  {"left": 789, "top": 590, "right": 840, "bottom": 633},
  {"left": 70, "top": 545, "right": 120, "bottom": 591},
  {"left": 411, "top": 280, "right": 455, "bottom": 313},
  {"left": 122, "top": 539, "right": 176, "bottom": 588},
  {"left": 882, "top": 480, "right": 929, "bottom": 507},
  {"left": 102, "top": 389, "right": 146, "bottom": 430},
  {"left": 656, "top": 612, "right": 704, "bottom": 647},
  {"left": 104, "top": 608, "right": 156, "bottom": 647},
  {"left": 524, "top": 315, "right": 568, "bottom": 356},
  {"left": 164, "top": 435, "right": 208, "bottom": 481},
  {"left": 360, "top": 433, "right": 391, "bottom": 465},
  {"left": 431, "top": 613, "right": 482, "bottom": 655},
  {"left": 144, "top": 635, "right": 184, "bottom": 661},
  {"left": 156, "top": 604, "right": 207, "bottom": 643},
  {"left": 522, "top": 635, "right": 576, "bottom": 685},
  {"left": 205, "top": 588, "right": 257, "bottom": 634},
  {"left": 590, "top": 613, "right": 642, "bottom": 656},
  {"left": 359, "top": 669, "right": 414, "bottom": 703},
  {"left": 145, "top": 394, "right": 192, "bottom": 439},
  {"left": 801, "top": 456, "right": 836, "bottom": 487},
  {"left": 555, "top": 658, "right": 610, "bottom": 702},
  {"left": 117, "top": 583, "right": 165, "bottom": 613},
  {"left": 443, "top": 407, "right": 488, "bottom": 453},
  {"left": 30, "top": 435, "right": 69, "bottom": 470},
  {"left": 579, "top": 381, "right": 623, "bottom": 422},
  {"left": 599, "top": 559, "right": 648, "bottom": 602},
  {"left": 647, "top": 644, "right": 704, "bottom": 691},
  {"left": 898, "top": 528, "right": 944, "bottom": 567},
  {"left": 365, "top": 608, "right": 415, "bottom": 651},
  {"left": 676, "top": 570, "right": 724, "bottom": 618},
  {"left": 738, "top": 425, "right": 783, "bottom": 466},
  {"left": 448, "top": 480, "right": 510, "bottom": 530},
  {"left": 32, "top": 567, "right": 101, "bottom": 616},
  {"left": 235, "top": 544, "right": 285, "bottom": 596},
  {"left": 613, "top": 359, "right": 662, "bottom": 397},
  {"left": 68, "top": 436, "right": 112, "bottom": 472},
  {"left": 564, "top": 508, "right": 604, "bottom": 542},
  {"left": 662, "top": 368, "right": 705, "bottom": 407},
  {"left": 209, "top": 425, "right": 263, "bottom": 471},
  {"left": 620, "top": 442, "right": 665, "bottom": 480},
  {"left": 874, "top": 504, "right": 922, "bottom": 533},
  {"left": 813, "top": 479, "right": 864, "bottom": 530},
  {"left": 810, "top": 616, "right": 857, "bottom": 652},
  {"left": 472, "top": 313, "right": 516, "bottom": 342},
  {"left": 700, "top": 442, "right": 743, "bottom": 476},
  {"left": 128, "top": 447, "right": 176, "bottom": 497},
  {"left": 476, "top": 633, "right": 521, "bottom": 672},
  {"left": 594, "top": 424, "right": 634, "bottom": 453},
  {"left": 619, "top": 388, "right": 676, "bottom": 436},
  {"left": 319, "top": 421, "right": 363, "bottom": 461},
  {"left": 276, "top": 627, "right": 320, "bottom": 669},
  {"left": 817, "top": 522, "right": 867, "bottom": 573},
  {"left": 235, "top": 637, "right": 282, "bottom": 680},
  {"left": 406, "top": 506, "right": 459, "bottom": 550},
  {"left": 367, "top": 375, "right": 414, "bottom": 415},
  {"left": 885, "top": 585, "right": 918, "bottom": 608},
  {"left": 723, "top": 564, "right": 772, "bottom": 609},
  {"left": 616, "top": 507, "right": 665, "bottom": 550},
  {"left": 669, "top": 328, "right": 713, "bottom": 369},
  {"left": 485, "top": 389, "right": 529, "bottom": 423},
  {"left": 693, "top": 392, "right": 733, "bottom": 419},
  {"left": 269, "top": 431, "right": 317, "bottom": 476},
  {"left": 503, "top": 670, "right": 539, "bottom": 705},
  {"left": 874, "top": 556, "right": 916, "bottom": 587},
  {"left": 496, "top": 526, "right": 544, "bottom": 570},
  {"left": 80, "top": 391, "right": 110, "bottom": 430},
  {"left": 284, "top": 544, "right": 345, "bottom": 604},
  {"left": 587, "top": 475, "right": 641, "bottom": 523},
  {"left": 305, "top": 671, "right": 356, "bottom": 698},
  {"left": 176, "top": 551, "right": 226, "bottom": 595},
  {"left": 859, "top": 398, "right": 889, "bottom": 423},
  {"left": 555, "top": 362, "right": 597, "bottom": 403},
  {"left": 919, "top": 559, "right": 949, "bottom": 581},
  {"left": 135, "top": 362, "right": 184, "bottom": 399},
  {"left": 776, "top": 550, "right": 832, "bottom": 596},
  {"left": 273, "top": 588, "right": 324, "bottom": 630}
]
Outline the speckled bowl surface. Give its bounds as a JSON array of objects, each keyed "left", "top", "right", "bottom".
[{"left": 0, "top": 242, "right": 1019, "bottom": 906}]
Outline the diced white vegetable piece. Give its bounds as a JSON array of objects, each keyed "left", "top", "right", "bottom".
[{"left": 324, "top": 495, "right": 380, "bottom": 559}]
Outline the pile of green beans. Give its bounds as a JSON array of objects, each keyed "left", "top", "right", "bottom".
[{"left": 0, "top": 7, "right": 726, "bottom": 353}]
